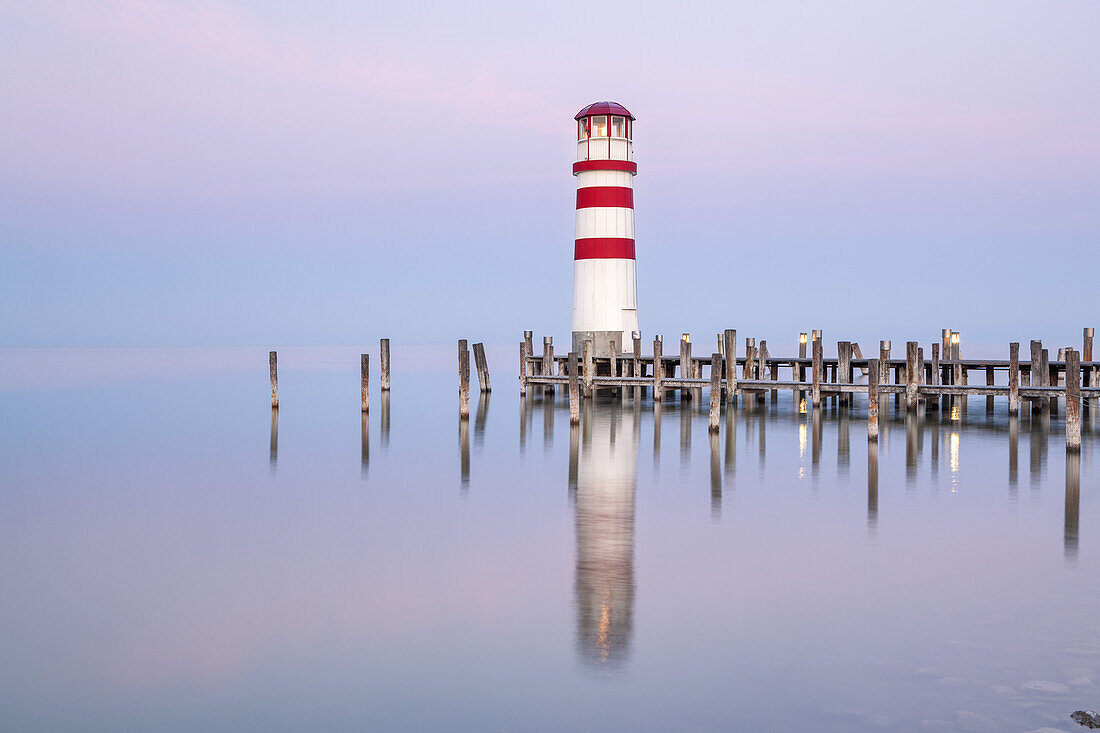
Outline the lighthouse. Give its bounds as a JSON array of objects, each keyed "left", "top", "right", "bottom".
[{"left": 572, "top": 101, "right": 638, "bottom": 358}]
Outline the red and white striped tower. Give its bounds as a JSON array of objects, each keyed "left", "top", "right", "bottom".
[{"left": 572, "top": 101, "right": 638, "bottom": 358}]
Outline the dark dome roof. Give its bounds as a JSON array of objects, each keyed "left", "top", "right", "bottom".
[{"left": 575, "top": 101, "right": 635, "bottom": 120}]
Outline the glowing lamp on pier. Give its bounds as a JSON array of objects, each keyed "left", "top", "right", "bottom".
[{"left": 572, "top": 101, "right": 638, "bottom": 358}]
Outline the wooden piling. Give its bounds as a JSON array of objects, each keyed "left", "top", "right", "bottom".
[
  {"left": 568, "top": 352, "right": 580, "bottom": 425},
  {"left": 633, "top": 336, "right": 642, "bottom": 381},
  {"left": 1041, "top": 347, "right": 1050, "bottom": 409},
  {"left": 543, "top": 337, "right": 555, "bottom": 394},
  {"left": 380, "top": 338, "right": 391, "bottom": 391},
  {"left": 879, "top": 341, "right": 891, "bottom": 386},
  {"left": 458, "top": 340, "right": 470, "bottom": 418},
  {"left": 582, "top": 339, "right": 593, "bottom": 398},
  {"left": 269, "top": 350, "right": 278, "bottom": 408},
  {"left": 524, "top": 331, "right": 534, "bottom": 368},
  {"left": 1066, "top": 348, "right": 1081, "bottom": 451},
  {"left": 724, "top": 329, "right": 737, "bottom": 402},
  {"left": 1085, "top": 327, "right": 1095, "bottom": 362},
  {"left": 812, "top": 338, "right": 823, "bottom": 408},
  {"left": 709, "top": 353, "right": 721, "bottom": 433},
  {"left": 931, "top": 343, "right": 940, "bottom": 386},
  {"left": 838, "top": 341, "right": 851, "bottom": 406},
  {"left": 905, "top": 341, "right": 919, "bottom": 410},
  {"left": 653, "top": 337, "right": 664, "bottom": 401},
  {"left": 1008, "top": 342, "right": 1020, "bottom": 415},
  {"left": 680, "top": 336, "right": 692, "bottom": 400},
  {"left": 519, "top": 342, "right": 528, "bottom": 395},
  {"left": 472, "top": 342, "right": 491, "bottom": 393},
  {"left": 868, "top": 358, "right": 879, "bottom": 442},
  {"left": 361, "top": 353, "right": 369, "bottom": 413},
  {"left": 1086, "top": 327, "right": 1097, "bottom": 406},
  {"left": 744, "top": 337, "right": 756, "bottom": 379}
]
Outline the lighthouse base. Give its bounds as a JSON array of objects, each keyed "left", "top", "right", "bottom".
[{"left": 573, "top": 330, "right": 624, "bottom": 359}]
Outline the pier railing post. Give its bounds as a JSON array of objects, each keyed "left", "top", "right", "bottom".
[
  {"left": 1067, "top": 348, "right": 1081, "bottom": 451},
  {"left": 653, "top": 337, "right": 664, "bottom": 401},
  {"left": 568, "top": 352, "right": 580, "bottom": 425},
  {"left": 582, "top": 339, "right": 593, "bottom": 398},
  {"left": 906, "top": 342, "right": 919, "bottom": 410},
  {"left": 709, "top": 353, "right": 721, "bottom": 432},
  {"left": 519, "top": 342, "right": 528, "bottom": 395},
  {"left": 380, "top": 338, "right": 391, "bottom": 391},
  {"left": 458, "top": 339, "right": 470, "bottom": 418},
  {"left": 868, "top": 358, "right": 879, "bottom": 441},
  {"left": 361, "top": 353, "right": 369, "bottom": 413},
  {"left": 269, "top": 350, "right": 278, "bottom": 408},
  {"left": 472, "top": 342, "right": 490, "bottom": 393},
  {"left": 723, "top": 329, "right": 737, "bottom": 402},
  {"left": 812, "top": 338, "right": 823, "bottom": 408}
]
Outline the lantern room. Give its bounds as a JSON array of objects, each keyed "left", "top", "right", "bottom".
[{"left": 576, "top": 101, "right": 635, "bottom": 163}]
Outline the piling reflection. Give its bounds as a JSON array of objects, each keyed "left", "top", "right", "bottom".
[
  {"left": 725, "top": 403, "right": 736, "bottom": 479},
  {"left": 1008, "top": 415, "right": 1018, "bottom": 493},
  {"left": 679, "top": 401, "right": 691, "bottom": 465},
  {"left": 475, "top": 392, "right": 490, "bottom": 447},
  {"left": 574, "top": 400, "right": 637, "bottom": 669},
  {"left": 710, "top": 431, "right": 721, "bottom": 520},
  {"left": 543, "top": 394, "right": 554, "bottom": 452},
  {"left": 519, "top": 395, "right": 527, "bottom": 453},
  {"left": 867, "top": 439, "right": 878, "bottom": 535},
  {"left": 837, "top": 406, "right": 849, "bottom": 479},
  {"left": 361, "top": 412, "right": 369, "bottom": 476},
  {"left": 380, "top": 391, "right": 390, "bottom": 448},
  {"left": 269, "top": 408, "right": 278, "bottom": 471},
  {"left": 459, "top": 417, "right": 470, "bottom": 489},
  {"left": 1065, "top": 451, "right": 1080, "bottom": 565}
]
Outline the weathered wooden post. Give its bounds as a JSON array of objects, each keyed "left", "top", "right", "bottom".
[
  {"left": 380, "top": 338, "right": 391, "bottom": 391},
  {"left": 472, "top": 342, "right": 491, "bottom": 393},
  {"left": 931, "top": 343, "right": 940, "bottom": 386},
  {"left": 851, "top": 342, "right": 865, "bottom": 377},
  {"left": 1085, "top": 327, "right": 1097, "bottom": 408},
  {"left": 680, "top": 335, "right": 692, "bottom": 400},
  {"left": 1030, "top": 340, "right": 1043, "bottom": 406},
  {"left": 812, "top": 337, "right": 823, "bottom": 408},
  {"left": 582, "top": 339, "right": 593, "bottom": 398},
  {"left": 723, "top": 329, "right": 737, "bottom": 402},
  {"left": 798, "top": 333, "right": 808, "bottom": 383},
  {"left": 1008, "top": 342, "right": 1020, "bottom": 415},
  {"left": 868, "top": 358, "right": 879, "bottom": 441},
  {"left": 543, "top": 336, "right": 555, "bottom": 394},
  {"left": 1085, "top": 327, "right": 1094, "bottom": 362},
  {"left": 709, "top": 353, "right": 721, "bottom": 433},
  {"left": 269, "top": 350, "right": 279, "bottom": 408},
  {"left": 361, "top": 353, "right": 369, "bottom": 413},
  {"left": 905, "top": 341, "right": 919, "bottom": 410},
  {"left": 1066, "top": 348, "right": 1081, "bottom": 451},
  {"left": 568, "top": 352, "right": 580, "bottom": 425},
  {"left": 744, "top": 337, "right": 756, "bottom": 379},
  {"left": 1041, "top": 347, "right": 1051, "bottom": 410},
  {"left": 524, "top": 331, "right": 534, "bottom": 367},
  {"left": 879, "top": 341, "right": 891, "bottom": 386},
  {"left": 653, "top": 337, "right": 664, "bottom": 401},
  {"left": 458, "top": 339, "right": 470, "bottom": 418},
  {"left": 633, "top": 335, "right": 642, "bottom": 379},
  {"left": 519, "top": 342, "right": 528, "bottom": 395},
  {"left": 838, "top": 341, "right": 851, "bottom": 406}
]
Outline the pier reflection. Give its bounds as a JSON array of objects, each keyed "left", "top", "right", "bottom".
[
  {"left": 574, "top": 398, "right": 637, "bottom": 669},
  {"left": 380, "top": 391, "right": 390, "bottom": 448},
  {"left": 475, "top": 392, "right": 490, "bottom": 446},
  {"left": 459, "top": 417, "right": 469, "bottom": 489},
  {"left": 361, "top": 412, "right": 369, "bottom": 476}
]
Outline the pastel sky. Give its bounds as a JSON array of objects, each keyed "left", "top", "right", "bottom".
[{"left": 2, "top": 0, "right": 1097, "bottom": 347}]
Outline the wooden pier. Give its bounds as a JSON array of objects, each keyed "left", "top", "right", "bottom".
[{"left": 519, "top": 329, "right": 1099, "bottom": 451}]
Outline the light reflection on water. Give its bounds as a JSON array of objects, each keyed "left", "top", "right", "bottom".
[{"left": 0, "top": 347, "right": 1098, "bottom": 732}]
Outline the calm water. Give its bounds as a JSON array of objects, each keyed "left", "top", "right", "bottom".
[{"left": 1, "top": 347, "right": 1097, "bottom": 732}]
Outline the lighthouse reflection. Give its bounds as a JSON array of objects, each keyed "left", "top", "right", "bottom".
[{"left": 573, "top": 399, "right": 637, "bottom": 669}]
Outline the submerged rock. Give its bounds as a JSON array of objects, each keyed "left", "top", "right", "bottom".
[{"left": 1071, "top": 710, "right": 1100, "bottom": 729}]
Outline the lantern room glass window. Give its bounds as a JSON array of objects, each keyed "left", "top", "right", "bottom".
[
  {"left": 578, "top": 118, "right": 589, "bottom": 140},
  {"left": 611, "top": 116, "right": 625, "bottom": 137},
  {"left": 591, "top": 116, "right": 608, "bottom": 137}
]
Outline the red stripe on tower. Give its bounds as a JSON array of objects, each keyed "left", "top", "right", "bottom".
[
  {"left": 575, "top": 238, "right": 636, "bottom": 260},
  {"left": 573, "top": 160, "right": 638, "bottom": 175},
  {"left": 576, "top": 187, "right": 634, "bottom": 209}
]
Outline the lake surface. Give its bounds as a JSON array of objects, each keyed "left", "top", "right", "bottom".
[{"left": 1, "top": 346, "right": 1097, "bottom": 732}]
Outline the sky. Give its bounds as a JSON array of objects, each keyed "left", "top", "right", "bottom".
[{"left": 1, "top": 0, "right": 1098, "bottom": 349}]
